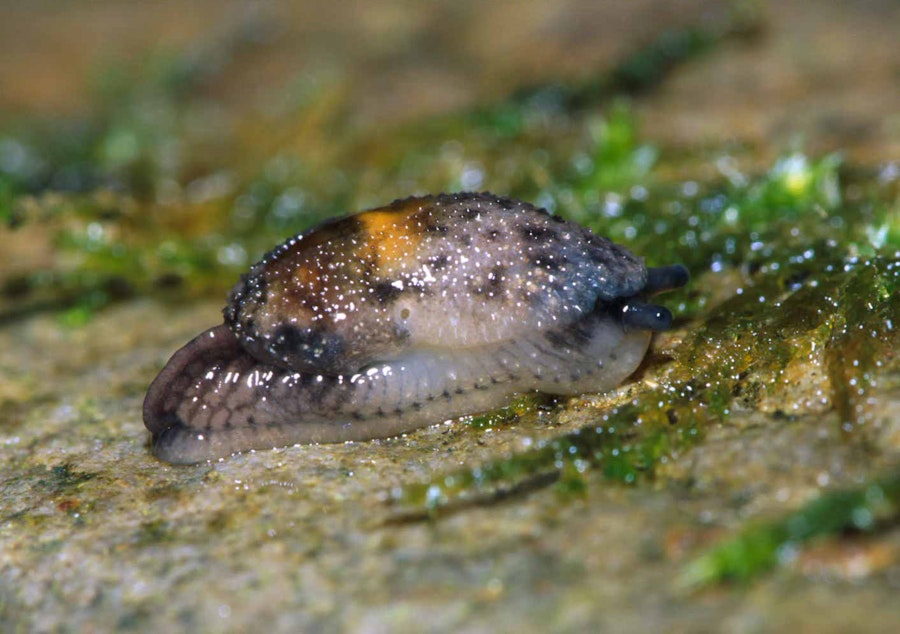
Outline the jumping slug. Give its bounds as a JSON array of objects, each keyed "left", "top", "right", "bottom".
[{"left": 143, "top": 192, "right": 688, "bottom": 464}]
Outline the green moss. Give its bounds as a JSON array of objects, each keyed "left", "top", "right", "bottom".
[
  {"left": 0, "top": 192, "right": 236, "bottom": 321},
  {"left": 39, "top": 463, "right": 98, "bottom": 493},
  {"left": 678, "top": 469, "right": 900, "bottom": 588},
  {"left": 393, "top": 400, "right": 709, "bottom": 512},
  {"left": 462, "top": 394, "right": 547, "bottom": 431}
]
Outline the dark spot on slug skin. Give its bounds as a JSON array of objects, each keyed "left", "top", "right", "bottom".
[
  {"left": 143, "top": 192, "right": 688, "bottom": 464},
  {"left": 530, "top": 254, "right": 562, "bottom": 272},
  {"left": 426, "top": 254, "right": 450, "bottom": 270},
  {"left": 487, "top": 265, "right": 505, "bottom": 295},
  {"left": 519, "top": 223, "right": 559, "bottom": 243},
  {"left": 373, "top": 280, "right": 403, "bottom": 305},
  {"left": 460, "top": 206, "right": 481, "bottom": 221}
]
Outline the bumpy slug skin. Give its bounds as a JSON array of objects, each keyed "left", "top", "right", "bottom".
[{"left": 143, "top": 192, "right": 688, "bottom": 464}]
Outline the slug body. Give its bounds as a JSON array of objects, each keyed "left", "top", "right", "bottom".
[{"left": 144, "top": 192, "right": 688, "bottom": 464}]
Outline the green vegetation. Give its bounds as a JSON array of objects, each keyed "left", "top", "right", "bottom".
[{"left": 678, "top": 470, "right": 900, "bottom": 589}]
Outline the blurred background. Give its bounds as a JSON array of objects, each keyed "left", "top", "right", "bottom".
[
  {"left": 1, "top": 0, "right": 897, "bottom": 313},
  {"left": 1, "top": 0, "right": 897, "bottom": 158},
  {"left": 7, "top": 1, "right": 740, "bottom": 122}
]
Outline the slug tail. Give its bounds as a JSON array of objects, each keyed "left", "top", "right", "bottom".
[{"left": 143, "top": 325, "right": 244, "bottom": 463}]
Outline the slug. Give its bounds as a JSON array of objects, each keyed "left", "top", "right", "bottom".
[{"left": 143, "top": 192, "right": 688, "bottom": 464}]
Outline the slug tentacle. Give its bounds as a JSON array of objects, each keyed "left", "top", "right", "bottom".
[
  {"left": 645, "top": 264, "right": 690, "bottom": 295},
  {"left": 144, "top": 192, "right": 688, "bottom": 464},
  {"left": 619, "top": 302, "right": 674, "bottom": 332}
]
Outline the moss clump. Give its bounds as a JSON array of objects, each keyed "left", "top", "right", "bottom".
[
  {"left": 462, "top": 394, "right": 549, "bottom": 432},
  {"left": 677, "top": 469, "right": 900, "bottom": 588},
  {"left": 39, "top": 463, "right": 98, "bottom": 494}
]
